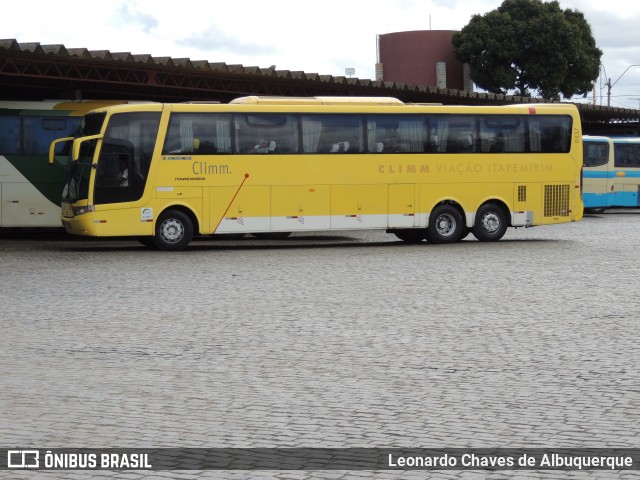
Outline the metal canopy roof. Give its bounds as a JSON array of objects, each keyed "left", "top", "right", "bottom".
[{"left": 1, "top": 38, "right": 638, "bottom": 134}]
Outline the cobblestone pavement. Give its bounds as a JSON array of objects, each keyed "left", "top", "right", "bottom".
[{"left": 1, "top": 211, "right": 639, "bottom": 480}]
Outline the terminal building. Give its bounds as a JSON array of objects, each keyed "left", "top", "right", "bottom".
[
  {"left": 0, "top": 37, "right": 639, "bottom": 135},
  {"left": 376, "top": 30, "right": 473, "bottom": 93}
]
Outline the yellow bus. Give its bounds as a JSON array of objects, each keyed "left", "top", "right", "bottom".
[{"left": 49, "top": 96, "right": 583, "bottom": 250}]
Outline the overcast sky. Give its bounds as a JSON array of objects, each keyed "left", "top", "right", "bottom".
[{"left": 2, "top": 0, "right": 639, "bottom": 108}]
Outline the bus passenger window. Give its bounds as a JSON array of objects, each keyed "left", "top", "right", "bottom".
[
  {"left": 614, "top": 144, "right": 640, "bottom": 167},
  {"left": 302, "top": 115, "right": 363, "bottom": 153},
  {"left": 479, "top": 116, "right": 525, "bottom": 153},
  {"left": 23, "top": 117, "right": 78, "bottom": 155},
  {"left": 163, "top": 113, "right": 232, "bottom": 155},
  {"left": 367, "top": 115, "right": 426, "bottom": 153},
  {"left": 429, "top": 115, "right": 475, "bottom": 153},
  {"left": 583, "top": 143, "right": 609, "bottom": 167},
  {"left": 529, "top": 116, "right": 572, "bottom": 153},
  {"left": 236, "top": 114, "right": 298, "bottom": 154},
  {"left": 0, "top": 116, "right": 21, "bottom": 154}
]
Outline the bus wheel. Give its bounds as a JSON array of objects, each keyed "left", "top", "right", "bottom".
[
  {"left": 585, "top": 207, "right": 606, "bottom": 214},
  {"left": 473, "top": 203, "right": 508, "bottom": 242},
  {"left": 154, "top": 210, "right": 193, "bottom": 251},
  {"left": 251, "top": 232, "right": 292, "bottom": 239},
  {"left": 427, "top": 205, "right": 464, "bottom": 244},
  {"left": 393, "top": 229, "right": 426, "bottom": 243}
]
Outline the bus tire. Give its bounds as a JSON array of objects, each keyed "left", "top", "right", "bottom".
[
  {"left": 585, "top": 207, "right": 606, "bottom": 214},
  {"left": 153, "top": 209, "right": 193, "bottom": 251},
  {"left": 427, "top": 205, "right": 464, "bottom": 244},
  {"left": 473, "top": 203, "right": 508, "bottom": 242}
]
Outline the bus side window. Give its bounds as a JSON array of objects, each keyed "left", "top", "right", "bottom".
[
  {"left": 0, "top": 116, "right": 21, "bottom": 154},
  {"left": 304, "top": 115, "right": 363, "bottom": 153},
  {"left": 96, "top": 138, "right": 134, "bottom": 186},
  {"left": 429, "top": 115, "right": 475, "bottom": 153},
  {"left": 236, "top": 114, "right": 298, "bottom": 154},
  {"left": 24, "top": 117, "right": 73, "bottom": 155},
  {"left": 479, "top": 116, "right": 525, "bottom": 153},
  {"left": 530, "top": 116, "right": 572, "bottom": 153},
  {"left": 632, "top": 145, "right": 640, "bottom": 167},
  {"left": 614, "top": 144, "right": 640, "bottom": 167},
  {"left": 584, "top": 143, "right": 608, "bottom": 167},
  {"left": 367, "top": 115, "right": 426, "bottom": 153},
  {"left": 162, "top": 113, "right": 232, "bottom": 155}
]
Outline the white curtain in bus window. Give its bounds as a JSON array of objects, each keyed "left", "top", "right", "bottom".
[
  {"left": 398, "top": 119, "right": 427, "bottom": 152},
  {"left": 479, "top": 116, "right": 525, "bottom": 153},
  {"left": 301, "top": 117, "right": 322, "bottom": 152},
  {"left": 430, "top": 115, "right": 475, "bottom": 153},
  {"left": 236, "top": 114, "right": 298, "bottom": 154},
  {"left": 300, "top": 115, "right": 363, "bottom": 153},
  {"left": 179, "top": 119, "right": 194, "bottom": 153},
  {"left": 163, "top": 113, "right": 232, "bottom": 154},
  {"left": 366, "top": 115, "right": 426, "bottom": 153}
]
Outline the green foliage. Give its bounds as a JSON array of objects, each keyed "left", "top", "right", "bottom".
[{"left": 452, "top": 0, "right": 602, "bottom": 100}]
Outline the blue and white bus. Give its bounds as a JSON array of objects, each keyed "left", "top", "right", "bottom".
[{"left": 582, "top": 135, "right": 640, "bottom": 212}]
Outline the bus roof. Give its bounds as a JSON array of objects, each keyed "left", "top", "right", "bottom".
[
  {"left": 230, "top": 96, "right": 405, "bottom": 106},
  {"left": 84, "top": 98, "right": 581, "bottom": 118},
  {"left": 0, "top": 100, "right": 150, "bottom": 115},
  {"left": 583, "top": 135, "right": 612, "bottom": 141}
]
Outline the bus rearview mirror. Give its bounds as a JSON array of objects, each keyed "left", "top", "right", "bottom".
[
  {"left": 71, "top": 134, "right": 104, "bottom": 162},
  {"left": 48, "top": 137, "right": 74, "bottom": 165}
]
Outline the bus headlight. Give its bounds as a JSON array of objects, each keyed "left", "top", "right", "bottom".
[{"left": 72, "top": 205, "right": 95, "bottom": 216}]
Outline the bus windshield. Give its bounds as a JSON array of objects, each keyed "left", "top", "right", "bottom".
[
  {"left": 62, "top": 111, "right": 161, "bottom": 204},
  {"left": 62, "top": 112, "right": 107, "bottom": 203}
]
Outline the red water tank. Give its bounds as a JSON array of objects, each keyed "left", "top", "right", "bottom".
[{"left": 377, "top": 30, "right": 469, "bottom": 91}]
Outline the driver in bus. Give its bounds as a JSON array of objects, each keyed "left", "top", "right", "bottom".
[{"left": 116, "top": 158, "right": 129, "bottom": 187}]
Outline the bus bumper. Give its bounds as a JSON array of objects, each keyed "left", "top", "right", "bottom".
[{"left": 62, "top": 215, "right": 97, "bottom": 236}]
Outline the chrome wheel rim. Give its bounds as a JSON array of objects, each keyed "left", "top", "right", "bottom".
[
  {"left": 480, "top": 212, "right": 500, "bottom": 234},
  {"left": 435, "top": 213, "right": 456, "bottom": 237},
  {"left": 160, "top": 218, "right": 184, "bottom": 244}
]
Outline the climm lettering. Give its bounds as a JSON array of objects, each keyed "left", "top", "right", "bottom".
[
  {"left": 192, "top": 161, "right": 231, "bottom": 175},
  {"left": 379, "top": 164, "right": 430, "bottom": 174}
]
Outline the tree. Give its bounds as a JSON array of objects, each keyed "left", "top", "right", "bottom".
[{"left": 451, "top": 0, "right": 602, "bottom": 100}]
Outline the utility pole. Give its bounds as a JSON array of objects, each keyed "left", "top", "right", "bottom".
[{"left": 607, "top": 64, "right": 640, "bottom": 107}]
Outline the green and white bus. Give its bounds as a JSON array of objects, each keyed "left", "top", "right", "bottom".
[{"left": 0, "top": 100, "right": 128, "bottom": 228}]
